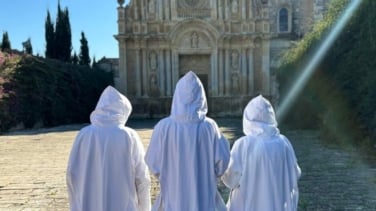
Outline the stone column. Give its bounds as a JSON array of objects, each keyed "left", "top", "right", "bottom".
[
  {"left": 262, "top": 39, "right": 271, "bottom": 95},
  {"left": 225, "top": 48, "right": 230, "bottom": 96},
  {"left": 141, "top": 0, "right": 145, "bottom": 20},
  {"left": 218, "top": 48, "right": 224, "bottom": 96},
  {"left": 158, "top": 0, "right": 163, "bottom": 20},
  {"left": 211, "top": 0, "right": 218, "bottom": 20},
  {"left": 225, "top": 0, "right": 229, "bottom": 20},
  {"left": 171, "top": 50, "right": 179, "bottom": 91},
  {"left": 218, "top": 0, "right": 223, "bottom": 20},
  {"left": 166, "top": 50, "right": 172, "bottom": 96},
  {"left": 242, "top": 0, "right": 246, "bottom": 20},
  {"left": 171, "top": 0, "right": 177, "bottom": 19},
  {"left": 134, "top": 1, "right": 138, "bottom": 20},
  {"left": 135, "top": 47, "right": 142, "bottom": 97},
  {"left": 117, "top": 7, "right": 125, "bottom": 34},
  {"left": 158, "top": 49, "right": 165, "bottom": 96},
  {"left": 247, "top": 48, "right": 254, "bottom": 95},
  {"left": 241, "top": 48, "right": 247, "bottom": 95},
  {"left": 142, "top": 48, "right": 148, "bottom": 96},
  {"left": 164, "top": 0, "right": 170, "bottom": 20},
  {"left": 211, "top": 50, "right": 218, "bottom": 96},
  {"left": 117, "top": 40, "right": 127, "bottom": 94}
]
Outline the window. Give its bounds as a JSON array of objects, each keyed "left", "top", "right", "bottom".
[{"left": 279, "top": 8, "right": 289, "bottom": 32}]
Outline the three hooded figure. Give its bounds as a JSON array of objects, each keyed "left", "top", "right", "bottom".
[
  {"left": 222, "top": 95, "right": 301, "bottom": 211},
  {"left": 66, "top": 86, "right": 151, "bottom": 211},
  {"left": 145, "top": 71, "right": 230, "bottom": 211},
  {"left": 66, "top": 73, "right": 300, "bottom": 211}
]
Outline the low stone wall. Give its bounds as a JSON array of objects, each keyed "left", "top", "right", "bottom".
[{"left": 128, "top": 95, "right": 275, "bottom": 118}]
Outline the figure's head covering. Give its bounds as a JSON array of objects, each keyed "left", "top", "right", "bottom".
[
  {"left": 243, "top": 95, "right": 279, "bottom": 136},
  {"left": 170, "top": 71, "right": 208, "bottom": 122},
  {"left": 90, "top": 86, "right": 132, "bottom": 126}
]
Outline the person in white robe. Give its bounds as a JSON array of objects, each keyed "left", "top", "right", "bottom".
[
  {"left": 145, "top": 71, "right": 230, "bottom": 211},
  {"left": 66, "top": 86, "right": 151, "bottom": 211},
  {"left": 222, "top": 95, "right": 301, "bottom": 211}
]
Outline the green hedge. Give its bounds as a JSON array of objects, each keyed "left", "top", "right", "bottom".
[
  {"left": 278, "top": 0, "right": 376, "bottom": 146},
  {"left": 0, "top": 54, "right": 113, "bottom": 132}
]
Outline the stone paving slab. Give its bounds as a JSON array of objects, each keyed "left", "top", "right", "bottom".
[{"left": 0, "top": 119, "right": 376, "bottom": 210}]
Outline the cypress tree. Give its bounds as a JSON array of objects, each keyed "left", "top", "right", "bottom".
[
  {"left": 55, "top": 2, "right": 64, "bottom": 60},
  {"left": 79, "top": 32, "right": 91, "bottom": 66},
  {"left": 92, "top": 56, "right": 97, "bottom": 68},
  {"left": 45, "top": 10, "right": 55, "bottom": 58},
  {"left": 55, "top": 2, "right": 72, "bottom": 62},
  {"left": 62, "top": 8, "right": 72, "bottom": 61},
  {"left": 25, "top": 38, "right": 33, "bottom": 54},
  {"left": 72, "top": 52, "right": 79, "bottom": 65},
  {"left": 1, "top": 32, "right": 12, "bottom": 53}
]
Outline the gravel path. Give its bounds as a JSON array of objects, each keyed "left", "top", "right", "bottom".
[{"left": 0, "top": 119, "right": 375, "bottom": 210}]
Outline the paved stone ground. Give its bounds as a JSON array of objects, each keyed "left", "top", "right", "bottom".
[{"left": 0, "top": 118, "right": 376, "bottom": 210}]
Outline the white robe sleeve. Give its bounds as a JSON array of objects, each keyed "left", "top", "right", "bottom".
[
  {"left": 66, "top": 132, "right": 84, "bottom": 211},
  {"left": 213, "top": 122, "right": 230, "bottom": 177},
  {"left": 145, "top": 123, "right": 162, "bottom": 178},
  {"left": 131, "top": 130, "right": 151, "bottom": 211},
  {"left": 222, "top": 139, "right": 243, "bottom": 189}
]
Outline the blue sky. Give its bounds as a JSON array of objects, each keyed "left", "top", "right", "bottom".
[{"left": 0, "top": 0, "right": 127, "bottom": 59}]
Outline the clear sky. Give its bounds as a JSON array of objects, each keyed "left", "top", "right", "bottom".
[{"left": 0, "top": 0, "right": 126, "bottom": 60}]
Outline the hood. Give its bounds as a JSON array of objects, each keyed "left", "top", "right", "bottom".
[
  {"left": 170, "top": 71, "right": 208, "bottom": 122},
  {"left": 90, "top": 86, "right": 132, "bottom": 126},
  {"left": 243, "top": 95, "right": 279, "bottom": 136}
]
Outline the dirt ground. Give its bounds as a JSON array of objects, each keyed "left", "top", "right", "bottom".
[{"left": 1, "top": 119, "right": 376, "bottom": 210}]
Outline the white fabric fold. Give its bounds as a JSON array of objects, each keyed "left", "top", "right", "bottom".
[
  {"left": 145, "top": 71, "right": 230, "bottom": 211},
  {"left": 222, "top": 95, "right": 301, "bottom": 211},
  {"left": 67, "top": 86, "right": 151, "bottom": 211}
]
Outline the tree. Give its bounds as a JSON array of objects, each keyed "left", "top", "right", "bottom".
[
  {"left": 23, "top": 38, "right": 33, "bottom": 54},
  {"left": 45, "top": 10, "right": 55, "bottom": 58},
  {"left": 1, "top": 32, "right": 12, "bottom": 53},
  {"left": 92, "top": 56, "right": 97, "bottom": 68},
  {"left": 79, "top": 32, "right": 91, "bottom": 66},
  {"left": 71, "top": 52, "right": 79, "bottom": 65},
  {"left": 54, "top": 2, "right": 72, "bottom": 62}
]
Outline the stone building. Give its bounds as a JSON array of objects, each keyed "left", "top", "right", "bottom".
[
  {"left": 115, "top": 0, "right": 330, "bottom": 117},
  {"left": 97, "top": 57, "right": 120, "bottom": 76}
]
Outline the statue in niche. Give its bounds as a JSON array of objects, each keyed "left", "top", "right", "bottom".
[
  {"left": 149, "top": 74, "right": 160, "bottom": 97},
  {"left": 148, "top": 0, "right": 155, "bottom": 13},
  {"left": 149, "top": 51, "right": 158, "bottom": 71},
  {"left": 231, "top": 0, "right": 238, "bottom": 14},
  {"left": 191, "top": 32, "right": 198, "bottom": 48},
  {"left": 231, "top": 50, "right": 239, "bottom": 69},
  {"left": 253, "top": 0, "right": 263, "bottom": 18},
  {"left": 231, "top": 73, "right": 240, "bottom": 94}
]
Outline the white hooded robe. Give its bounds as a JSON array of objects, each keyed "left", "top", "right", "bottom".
[
  {"left": 222, "top": 95, "right": 301, "bottom": 211},
  {"left": 145, "top": 71, "right": 230, "bottom": 211},
  {"left": 66, "top": 86, "right": 151, "bottom": 211}
]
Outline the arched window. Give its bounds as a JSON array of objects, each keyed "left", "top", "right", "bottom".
[{"left": 279, "top": 8, "right": 289, "bottom": 32}]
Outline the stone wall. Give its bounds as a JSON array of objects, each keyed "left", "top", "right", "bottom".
[{"left": 115, "top": 0, "right": 330, "bottom": 117}]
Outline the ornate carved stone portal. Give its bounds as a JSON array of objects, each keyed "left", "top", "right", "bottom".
[{"left": 115, "top": 0, "right": 330, "bottom": 117}]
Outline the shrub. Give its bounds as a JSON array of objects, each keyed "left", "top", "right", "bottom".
[{"left": 0, "top": 54, "right": 113, "bottom": 133}]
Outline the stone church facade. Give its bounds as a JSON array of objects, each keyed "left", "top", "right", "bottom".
[{"left": 115, "top": 0, "right": 330, "bottom": 117}]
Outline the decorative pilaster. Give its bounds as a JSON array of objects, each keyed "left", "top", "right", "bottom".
[
  {"left": 166, "top": 50, "right": 172, "bottom": 96},
  {"left": 158, "top": 50, "right": 165, "bottom": 96},
  {"left": 117, "top": 7, "right": 125, "bottom": 34},
  {"left": 218, "top": 48, "right": 224, "bottom": 96},
  {"left": 211, "top": 50, "right": 218, "bottom": 96},
  {"left": 247, "top": 47, "right": 254, "bottom": 95},
  {"left": 142, "top": 48, "right": 148, "bottom": 96}
]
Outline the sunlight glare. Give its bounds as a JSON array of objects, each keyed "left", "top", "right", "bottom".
[{"left": 276, "top": 0, "right": 363, "bottom": 121}]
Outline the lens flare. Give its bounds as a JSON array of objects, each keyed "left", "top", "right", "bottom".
[{"left": 276, "top": 0, "right": 363, "bottom": 121}]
